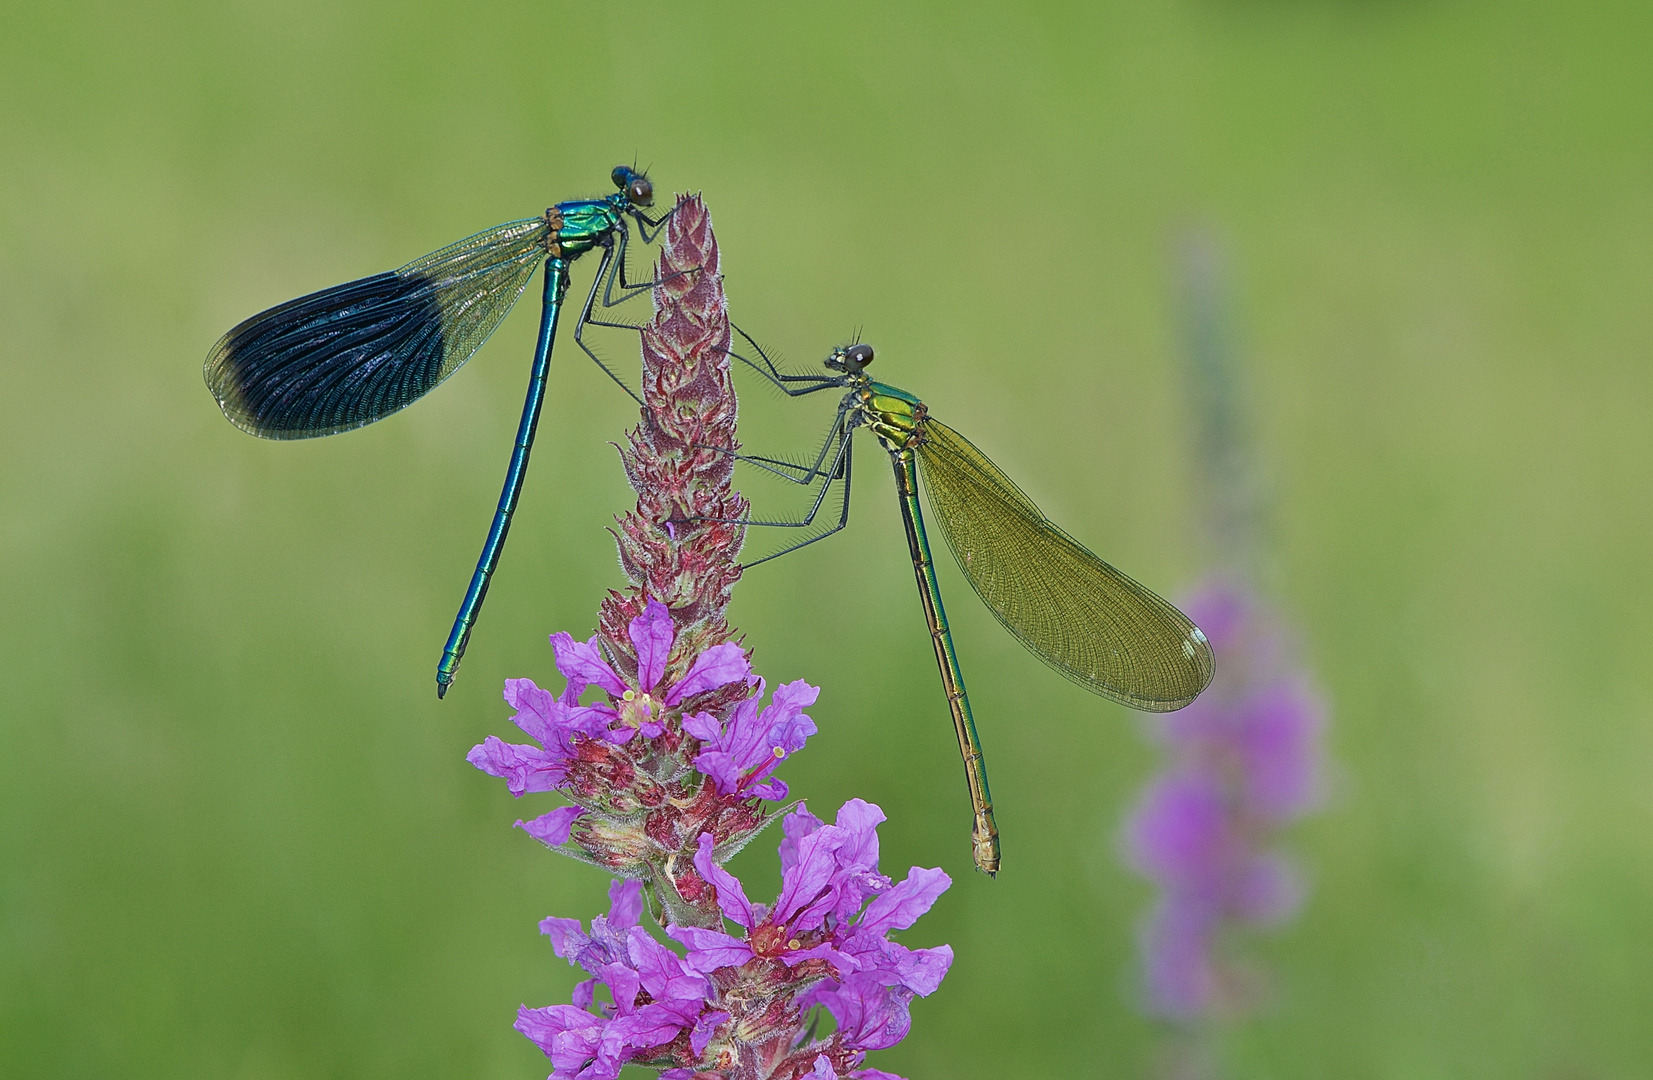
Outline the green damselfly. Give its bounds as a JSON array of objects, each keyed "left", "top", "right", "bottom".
[{"left": 701, "top": 341, "right": 1215, "bottom": 875}]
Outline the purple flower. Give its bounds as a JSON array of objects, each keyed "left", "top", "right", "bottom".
[
  {"left": 665, "top": 800, "right": 934, "bottom": 977},
  {"left": 523, "top": 879, "right": 711, "bottom": 1079},
  {"left": 1136, "top": 895, "right": 1218, "bottom": 1020},
  {"left": 557, "top": 598, "right": 756, "bottom": 738},
  {"left": 810, "top": 974, "right": 915, "bottom": 1051},
  {"left": 683, "top": 678, "right": 819, "bottom": 800},
  {"left": 519, "top": 800, "right": 951, "bottom": 1080},
  {"left": 540, "top": 879, "right": 644, "bottom": 1008},
  {"left": 669, "top": 801, "right": 951, "bottom": 1068},
  {"left": 469, "top": 600, "right": 754, "bottom": 786},
  {"left": 1122, "top": 579, "right": 1327, "bottom": 1021},
  {"left": 518, "top": 804, "right": 587, "bottom": 850},
  {"left": 809, "top": 1052, "right": 910, "bottom": 1080},
  {"left": 467, "top": 598, "right": 767, "bottom": 864},
  {"left": 513, "top": 1005, "right": 606, "bottom": 1080}
]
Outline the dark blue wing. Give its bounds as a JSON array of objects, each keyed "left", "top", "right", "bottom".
[{"left": 205, "top": 218, "right": 550, "bottom": 439}]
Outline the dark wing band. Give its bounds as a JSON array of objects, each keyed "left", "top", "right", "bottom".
[{"left": 205, "top": 218, "right": 549, "bottom": 439}]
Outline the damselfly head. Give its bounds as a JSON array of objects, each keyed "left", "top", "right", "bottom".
[
  {"left": 826, "top": 343, "right": 875, "bottom": 374},
  {"left": 611, "top": 166, "right": 654, "bottom": 207}
]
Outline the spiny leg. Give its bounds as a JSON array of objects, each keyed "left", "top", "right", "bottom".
[
  {"left": 716, "top": 403, "right": 855, "bottom": 488},
  {"left": 682, "top": 400, "right": 854, "bottom": 508},
  {"left": 698, "top": 414, "right": 851, "bottom": 527},
  {"left": 690, "top": 419, "right": 857, "bottom": 567},
  {"left": 738, "top": 430, "right": 855, "bottom": 569},
  {"left": 722, "top": 322, "right": 841, "bottom": 397},
  {"left": 632, "top": 202, "right": 677, "bottom": 243},
  {"left": 572, "top": 224, "right": 699, "bottom": 403},
  {"left": 590, "top": 216, "right": 701, "bottom": 327},
  {"left": 587, "top": 225, "right": 663, "bottom": 326},
  {"left": 609, "top": 216, "right": 698, "bottom": 298},
  {"left": 570, "top": 242, "right": 648, "bottom": 405}
]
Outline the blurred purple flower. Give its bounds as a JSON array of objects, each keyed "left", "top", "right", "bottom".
[{"left": 1123, "top": 579, "right": 1326, "bottom": 1021}]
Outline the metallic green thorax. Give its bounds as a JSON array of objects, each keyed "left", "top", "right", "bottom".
[
  {"left": 546, "top": 198, "right": 627, "bottom": 259},
  {"left": 858, "top": 381, "right": 926, "bottom": 452},
  {"left": 847, "top": 376, "right": 1002, "bottom": 875}
]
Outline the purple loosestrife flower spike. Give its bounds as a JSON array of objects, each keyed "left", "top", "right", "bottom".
[
  {"left": 468, "top": 199, "right": 800, "bottom": 924},
  {"left": 469, "top": 196, "right": 956, "bottom": 1080}
]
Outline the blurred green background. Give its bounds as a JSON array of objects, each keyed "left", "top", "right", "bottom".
[{"left": 4, "top": 0, "right": 1652, "bottom": 1076}]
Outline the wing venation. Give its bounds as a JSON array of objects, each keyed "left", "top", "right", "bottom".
[{"left": 916, "top": 418, "right": 1214, "bottom": 710}]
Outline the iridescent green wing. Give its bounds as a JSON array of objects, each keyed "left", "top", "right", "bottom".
[
  {"left": 205, "top": 218, "right": 549, "bottom": 439},
  {"left": 916, "top": 418, "right": 1214, "bottom": 711}
]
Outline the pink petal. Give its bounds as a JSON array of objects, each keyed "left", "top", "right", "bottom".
[
  {"left": 550, "top": 631, "right": 626, "bottom": 696},
  {"left": 857, "top": 866, "right": 950, "bottom": 936},
  {"left": 681, "top": 711, "right": 723, "bottom": 742},
  {"left": 779, "top": 804, "right": 825, "bottom": 874},
  {"left": 607, "top": 878, "right": 644, "bottom": 930},
  {"left": 513, "top": 1003, "right": 602, "bottom": 1058},
  {"left": 629, "top": 599, "right": 675, "bottom": 694},
  {"left": 690, "top": 1009, "right": 729, "bottom": 1056},
  {"left": 663, "top": 641, "right": 752, "bottom": 705},
  {"left": 466, "top": 736, "right": 563, "bottom": 796},
  {"left": 597, "top": 961, "right": 641, "bottom": 1012},
  {"left": 665, "top": 925, "right": 754, "bottom": 973},
  {"left": 515, "top": 805, "right": 584, "bottom": 848},
  {"left": 503, "top": 678, "right": 558, "bottom": 743},
  {"left": 692, "top": 832, "right": 756, "bottom": 927}
]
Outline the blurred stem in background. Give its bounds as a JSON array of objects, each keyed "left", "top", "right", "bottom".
[
  {"left": 1119, "top": 230, "right": 1330, "bottom": 1078},
  {"left": 1178, "top": 233, "right": 1263, "bottom": 584}
]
